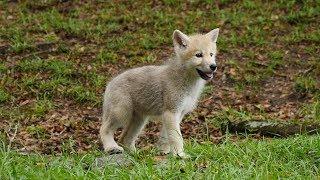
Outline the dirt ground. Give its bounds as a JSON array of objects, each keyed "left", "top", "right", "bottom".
[{"left": 0, "top": 0, "right": 319, "bottom": 154}]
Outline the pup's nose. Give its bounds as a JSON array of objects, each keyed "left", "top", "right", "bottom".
[{"left": 210, "top": 64, "right": 217, "bottom": 71}]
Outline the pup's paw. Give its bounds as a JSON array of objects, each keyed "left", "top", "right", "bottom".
[
  {"left": 158, "top": 143, "right": 170, "bottom": 155},
  {"left": 104, "top": 146, "right": 124, "bottom": 155},
  {"left": 176, "top": 152, "right": 190, "bottom": 159},
  {"left": 123, "top": 145, "right": 136, "bottom": 153}
]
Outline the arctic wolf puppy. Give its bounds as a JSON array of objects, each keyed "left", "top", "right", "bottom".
[{"left": 100, "top": 28, "right": 219, "bottom": 158}]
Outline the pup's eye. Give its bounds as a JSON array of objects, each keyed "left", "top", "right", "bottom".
[
  {"left": 210, "top": 53, "right": 213, "bottom": 57},
  {"left": 195, "top": 53, "right": 203, "bottom": 58}
]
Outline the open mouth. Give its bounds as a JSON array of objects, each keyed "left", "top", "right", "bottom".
[{"left": 196, "top": 69, "right": 214, "bottom": 80}]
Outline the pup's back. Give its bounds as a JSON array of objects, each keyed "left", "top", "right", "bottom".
[{"left": 104, "top": 65, "right": 168, "bottom": 118}]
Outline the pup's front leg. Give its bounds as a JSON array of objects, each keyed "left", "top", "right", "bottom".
[
  {"left": 163, "top": 111, "right": 188, "bottom": 158},
  {"left": 158, "top": 124, "right": 170, "bottom": 154}
]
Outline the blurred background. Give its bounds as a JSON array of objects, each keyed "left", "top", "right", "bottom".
[{"left": 0, "top": 0, "right": 319, "bottom": 154}]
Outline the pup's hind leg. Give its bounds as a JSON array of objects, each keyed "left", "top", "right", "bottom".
[
  {"left": 119, "top": 114, "right": 147, "bottom": 152},
  {"left": 100, "top": 119, "right": 123, "bottom": 154}
]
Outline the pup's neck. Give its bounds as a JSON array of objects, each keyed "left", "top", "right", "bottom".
[{"left": 166, "top": 56, "right": 204, "bottom": 85}]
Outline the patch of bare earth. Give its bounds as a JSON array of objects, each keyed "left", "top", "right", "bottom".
[{"left": 1, "top": 1, "right": 319, "bottom": 154}]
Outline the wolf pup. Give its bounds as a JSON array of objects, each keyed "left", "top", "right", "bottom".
[{"left": 100, "top": 28, "right": 219, "bottom": 158}]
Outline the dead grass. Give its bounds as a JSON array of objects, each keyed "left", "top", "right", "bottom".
[{"left": 0, "top": 0, "right": 319, "bottom": 153}]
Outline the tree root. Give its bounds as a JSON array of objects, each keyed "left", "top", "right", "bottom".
[{"left": 222, "top": 120, "right": 320, "bottom": 137}]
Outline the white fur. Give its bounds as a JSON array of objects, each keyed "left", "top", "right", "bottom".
[
  {"left": 180, "top": 79, "right": 206, "bottom": 114},
  {"left": 100, "top": 29, "right": 219, "bottom": 158}
]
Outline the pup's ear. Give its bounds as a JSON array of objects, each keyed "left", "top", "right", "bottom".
[
  {"left": 206, "top": 28, "right": 219, "bottom": 43},
  {"left": 173, "top": 30, "right": 190, "bottom": 49}
]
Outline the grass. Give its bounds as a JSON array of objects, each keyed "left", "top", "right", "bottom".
[
  {"left": 26, "top": 125, "right": 48, "bottom": 139},
  {"left": 32, "top": 98, "right": 54, "bottom": 118},
  {"left": 1, "top": 135, "right": 320, "bottom": 179},
  {"left": 65, "top": 85, "right": 100, "bottom": 104},
  {"left": 0, "top": 88, "right": 10, "bottom": 103},
  {"left": 96, "top": 50, "right": 118, "bottom": 64},
  {"left": 0, "top": 0, "right": 319, "bottom": 178},
  {"left": 294, "top": 75, "right": 318, "bottom": 93},
  {"left": 299, "top": 96, "right": 320, "bottom": 122},
  {"left": 1, "top": 0, "right": 318, "bottom": 108}
]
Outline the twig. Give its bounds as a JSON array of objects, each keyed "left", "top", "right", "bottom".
[{"left": 5, "top": 123, "right": 19, "bottom": 151}]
